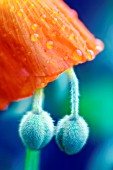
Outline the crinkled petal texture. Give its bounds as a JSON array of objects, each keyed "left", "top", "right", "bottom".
[{"left": 0, "top": 0, "right": 104, "bottom": 110}]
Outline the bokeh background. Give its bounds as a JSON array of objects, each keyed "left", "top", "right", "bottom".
[{"left": 0, "top": 0, "right": 113, "bottom": 169}]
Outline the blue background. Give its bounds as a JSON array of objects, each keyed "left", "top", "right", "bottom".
[{"left": 0, "top": 0, "right": 113, "bottom": 170}]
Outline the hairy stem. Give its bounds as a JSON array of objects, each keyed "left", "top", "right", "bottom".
[
  {"left": 32, "top": 88, "right": 44, "bottom": 113},
  {"left": 66, "top": 67, "right": 79, "bottom": 118}
]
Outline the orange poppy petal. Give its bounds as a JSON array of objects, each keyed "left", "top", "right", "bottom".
[{"left": 0, "top": 0, "right": 104, "bottom": 110}]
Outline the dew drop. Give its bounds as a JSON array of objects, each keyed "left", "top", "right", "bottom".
[
  {"left": 64, "top": 56, "right": 69, "bottom": 60},
  {"left": 31, "top": 24, "right": 38, "bottom": 31},
  {"left": 52, "top": 7, "right": 60, "bottom": 16},
  {"left": 30, "top": 3, "right": 34, "bottom": 8},
  {"left": 18, "top": 9, "right": 24, "bottom": 16},
  {"left": 73, "top": 50, "right": 83, "bottom": 61},
  {"left": 76, "top": 35, "right": 79, "bottom": 40},
  {"left": 47, "top": 60, "right": 50, "bottom": 64},
  {"left": 51, "top": 31, "right": 56, "bottom": 37},
  {"left": 52, "top": 18, "right": 58, "bottom": 24},
  {"left": 95, "top": 45, "right": 103, "bottom": 51},
  {"left": 31, "top": 33, "right": 39, "bottom": 42},
  {"left": 61, "top": 25, "right": 66, "bottom": 31},
  {"left": 69, "top": 33, "right": 75, "bottom": 40},
  {"left": 41, "top": 82, "right": 45, "bottom": 87},
  {"left": 76, "top": 50, "right": 82, "bottom": 56},
  {"left": 24, "top": 17, "right": 28, "bottom": 22},
  {"left": 40, "top": 14, "right": 46, "bottom": 21},
  {"left": 46, "top": 41, "right": 54, "bottom": 49},
  {"left": 70, "top": 63, "right": 73, "bottom": 66},
  {"left": 95, "top": 39, "right": 104, "bottom": 52},
  {"left": 60, "top": 58, "right": 63, "bottom": 61},
  {"left": 10, "top": 6, "right": 15, "bottom": 12},
  {"left": 52, "top": 59, "right": 56, "bottom": 63},
  {"left": 86, "top": 49, "right": 95, "bottom": 61}
]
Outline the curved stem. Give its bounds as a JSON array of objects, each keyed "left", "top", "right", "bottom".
[
  {"left": 66, "top": 67, "right": 79, "bottom": 118},
  {"left": 25, "top": 149, "right": 40, "bottom": 170},
  {"left": 32, "top": 88, "right": 44, "bottom": 113}
]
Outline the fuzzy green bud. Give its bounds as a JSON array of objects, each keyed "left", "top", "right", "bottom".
[
  {"left": 55, "top": 115, "right": 89, "bottom": 155},
  {"left": 19, "top": 110, "right": 54, "bottom": 150}
]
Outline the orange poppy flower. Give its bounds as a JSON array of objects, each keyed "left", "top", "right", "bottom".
[{"left": 0, "top": 0, "right": 104, "bottom": 110}]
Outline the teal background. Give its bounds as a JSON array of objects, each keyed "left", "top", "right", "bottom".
[{"left": 0, "top": 0, "right": 113, "bottom": 169}]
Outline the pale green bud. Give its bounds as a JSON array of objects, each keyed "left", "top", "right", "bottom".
[
  {"left": 55, "top": 115, "right": 89, "bottom": 155},
  {"left": 19, "top": 110, "right": 54, "bottom": 150}
]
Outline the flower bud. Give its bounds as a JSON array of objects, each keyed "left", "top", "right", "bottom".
[
  {"left": 55, "top": 115, "right": 89, "bottom": 155},
  {"left": 19, "top": 110, "right": 54, "bottom": 150}
]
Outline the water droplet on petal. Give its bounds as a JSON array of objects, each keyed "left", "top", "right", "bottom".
[
  {"left": 69, "top": 33, "right": 75, "bottom": 40},
  {"left": 10, "top": 6, "right": 15, "bottom": 12},
  {"left": 52, "top": 18, "right": 58, "bottom": 24},
  {"left": 47, "top": 60, "right": 50, "bottom": 64},
  {"left": 41, "top": 82, "right": 45, "bottom": 87},
  {"left": 52, "top": 7, "right": 60, "bottom": 16},
  {"left": 52, "top": 60, "right": 56, "bottom": 63},
  {"left": 24, "top": 17, "right": 28, "bottom": 22},
  {"left": 73, "top": 50, "right": 83, "bottom": 61},
  {"left": 95, "top": 39, "right": 104, "bottom": 52},
  {"left": 86, "top": 50, "right": 95, "bottom": 61},
  {"left": 18, "top": 9, "right": 24, "bottom": 16},
  {"left": 76, "top": 50, "right": 82, "bottom": 56},
  {"left": 95, "top": 46, "right": 103, "bottom": 51},
  {"left": 76, "top": 35, "right": 79, "bottom": 40},
  {"left": 46, "top": 41, "right": 54, "bottom": 49},
  {"left": 60, "top": 58, "right": 63, "bottom": 61},
  {"left": 31, "top": 33, "right": 39, "bottom": 42},
  {"left": 64, "top": 56, "right": 69, "bottom": 60},
  {"left": 30, "top": 3, "right": 34, "bottom": 8},
  {"left": 31, "top": 24, "right": 38, "bottom": 31},
  {"left": 61, "top": 25, "right": 66, "bottom": 31},
  {"left": 41, "top": 14, "right": 46, "bottom": 21}
]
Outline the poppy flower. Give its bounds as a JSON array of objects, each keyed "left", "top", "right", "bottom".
[{"left": 0, "top": 0, "right": 104, "bottom": 110}]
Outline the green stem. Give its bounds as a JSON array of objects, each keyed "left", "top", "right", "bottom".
[
  {"left": 66, "top": 67, "right": 79, "bottom": 118},
  {"left": 32, "top": 88, "right": 44, "bottom": 113},
  {"left": 25, "top": 149, "right": 40, "bottom": 170}
]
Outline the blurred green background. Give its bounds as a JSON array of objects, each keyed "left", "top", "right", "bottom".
[{"left": 0, "top": 0, "right": 113, "bottom": 170}]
